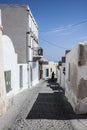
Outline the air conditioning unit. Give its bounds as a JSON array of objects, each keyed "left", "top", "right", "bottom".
[{"left": 38, "top": 48, "right": 43, "bottom": 56}]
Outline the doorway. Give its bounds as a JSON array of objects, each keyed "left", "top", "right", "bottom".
[
  {"left": 19, "top": 65, "right": 23, "bottom": 88},
  {"left": 46, "top": 69, "right": 49, "bottom": 77}
]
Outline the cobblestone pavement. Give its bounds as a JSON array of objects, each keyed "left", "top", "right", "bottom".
[
  {"left": 11, "top": 79, "right": 74, "bottom": 130},
  {"left": 12, "top": 119, "right": 73, "bottom": 130}
]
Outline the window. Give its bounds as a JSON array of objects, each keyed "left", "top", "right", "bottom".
[
  {"left": 4, "top": 71, "right": 11, "bottom": 93},
  {"left": 19, "top": 65, "right": 23, "bottom": 88},
  {"left": 50, "top": 68, "right": 52, "bottom": 72}
]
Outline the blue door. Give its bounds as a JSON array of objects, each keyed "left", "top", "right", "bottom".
[{"left": 46, "top": 69, "right": 49, "bottom": 77}]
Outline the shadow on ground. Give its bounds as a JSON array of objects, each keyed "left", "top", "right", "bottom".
[{"left": 26, "top": 79, "right": 87, "bottom": 120}]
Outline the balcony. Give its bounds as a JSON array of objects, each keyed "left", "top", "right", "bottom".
[
  {"left": 33, "top": 47, "right": 43, "bottom": 61},
  {"left": 29, "top": 28, "right": 38, "bottom": 43}
]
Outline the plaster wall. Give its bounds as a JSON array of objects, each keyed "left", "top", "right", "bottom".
[
  {"left": 60, "top": 63, "right": 65, "bottom": 89},
  {"left": 0, "top": 5, "right": 28, "bottom": 63},
  {"left": 32, "top": 62, "right": 39, "bottom": 86},
  {"left": 3, "top": 35, "right": 19, "bottom": 90},
  {"left": 3, "top": 35, "right": 19, "bottom": 108},
  {"left": 57, "top": 67, "right": 61, "bottom": 84},
  {"left": 18, "top": 64, "right": 28, "bottom": 89},
  {"left": 0, "top": 15, "right": 6, "bottom": 115},
  {"left": 77, "top": 45, "right": 87, "bottom": 113},
  {"left": 0, "top": 5, "right": 39, "bottom": 91},
  {"left": 65, "top": 44, "right": 87, "bottom": 114},
  {"left": 29, "top": 13, "right": 38, "bottom": 39},
  {"left": 28, "top": 12, "right": 39, "bottom": 88},
  {"left": 27, "top": 36, "right": 39, "bottom": 88},
  {"left": 42, "top": 62, "right": 57, "bottom": 79},
  {"left": 65, "top": 45, "right": 79, "bottom": 112}
]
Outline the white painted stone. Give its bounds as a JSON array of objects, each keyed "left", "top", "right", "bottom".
[
  {"left": 2, "top": 35, "right": 19, "bottom": 108},
  {"left": 65, "top": 44, "right": 87, "bottom": 114},
  {"left": 0, "top": 5, "right": 40, "bottom": 89},
  {"left": 57, "top": 62, "right": 65, "bottom": 89},
  {"left": 0, "top": 9, "right": 1, "bottom": 25},
  {"left": 28, "top": 11, "right": 39, "bottom": 88},
  {"left": 42, "top": 61, "right": 58, "bottom": 79},
  {"left": 3, "top": 35, "right": 19, "bottom": 90},
  {"left": 0, "top": 11, "right": 7, "bottom": 115}
]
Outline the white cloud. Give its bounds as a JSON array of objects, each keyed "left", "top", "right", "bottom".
[
  {"left": 43, "top": 24, "right": 73, "bottom": 34},
  {"left": 41, "top": 20, "right": 87, "bottom": 35}
]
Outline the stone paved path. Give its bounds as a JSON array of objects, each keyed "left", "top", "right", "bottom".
[{"left": 11, "top": 79, "right": 74, "bottom": 130}]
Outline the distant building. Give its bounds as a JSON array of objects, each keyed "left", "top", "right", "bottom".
[
  {"left": 65, "top": 43, "right": 87, "bottom": 114},
  {"left": 42, "top": 61, "right": 58, "bottom": 79},
  {"left": 59, "top": 57, "right": 66, "bottom": 89},
  {"left": 57, "top": 61, "right": 62, "bottom": 85}
]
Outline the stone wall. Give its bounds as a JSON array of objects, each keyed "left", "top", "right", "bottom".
[{"left": 65, "top": 44, "right": 87, "bottom": 114}]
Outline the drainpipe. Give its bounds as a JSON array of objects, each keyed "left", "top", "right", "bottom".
[{"left": 0, "top": 9, "right": 7, "bottom": 116}]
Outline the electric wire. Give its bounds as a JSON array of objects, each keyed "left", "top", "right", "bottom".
[
  {"left": 39, "top": 37, "right": 69, "bottom": 50},
  {"left": 39, "top": 19, "right": 87, "bottom": 33}
]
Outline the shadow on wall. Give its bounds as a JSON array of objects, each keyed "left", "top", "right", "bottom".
[{"left": 26, "top": 79, "right": 87, "bottom": 120}]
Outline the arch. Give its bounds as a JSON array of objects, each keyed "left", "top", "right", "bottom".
[
  {"left": 2, "top": 35, "right": 16, "bottom": 55},
  {"left": 2, "top": 35, "right": 19, "bottom": 91}
]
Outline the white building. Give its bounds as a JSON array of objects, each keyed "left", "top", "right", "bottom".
[
  {"left": 57, "top": 61, "right": 62, "bottom": 85},
  {"left": 0, "top": 5, "right": 43, "bottom": 89},
  {"left": 58, "top": 57, "right": 66, "bottom": 89},
  {"left": 65, "top": 43, "right": 87, "bottom": 114},
  {"left": 0, "top": 5, "right": 43, "bottom": 115},
  {"left": 0, "top": 10, "right": 7, "bottom": 116},
  {"left": 2, "top": 35, "right": 19, "bottom": 108},
  {"left": 42, "top": 61, "right": 58, "bottom": 79}
]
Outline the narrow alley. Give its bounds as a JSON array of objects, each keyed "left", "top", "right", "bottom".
[
  {"left": 10, "top": 79, "right": 87, "bottom": 130},
  {"left": 0, "top": 2, "right": 87, "bottom": 130}
]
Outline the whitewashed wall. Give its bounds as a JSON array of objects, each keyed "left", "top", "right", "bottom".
[
  {"left": 0, "top": 11, "right": 7, "bottom": 115},
  {"left": 3, "top": 35, "right": 30, "bottom": 93},
  {"left": 3, "top": 35, "right": 19, "bottom": 92},
  {"left": 29, "top": 11, "right": 38, "bottom": 39},
  {"left": 60, "top": 63, "right": 65, "bottom": 89},
  {"left": 0, "top": 5, "right": 39, "bottom": 90},
  {"left": 32, "top": 40, "right": 39, "bottom": 86},
  {"left": 65, "top": 44, "right": 87, "bottom": 114},
  {"left": 77, "top": 65, "right": 87, "bottom": 113},
  {"left": 32, "top": 62, "right": 39, "bottom": 86},
  {"left": 65, "top": 45, "right": 79, "bottom": 113},
  {"left": 28, "top": 11, "right": 39, "bottom": 88},
  {"left": 42, "top": 62, "right": 57, "bottom": 79},
  {"left": 58, "top": 67, "right": 61, "bottom": 84},
  {"left": 2, "top": 35, "right": 19, "bottom": 108},
  {"left": 18, "top": 64, "right": 28, "bottom": 89},
  {"left": 2, "top": 35, "right": 30, "bottom": 109}
]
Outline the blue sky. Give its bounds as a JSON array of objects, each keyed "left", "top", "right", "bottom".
[{"left": 0, "top": 0, "right": 87, "bottom": 62}]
